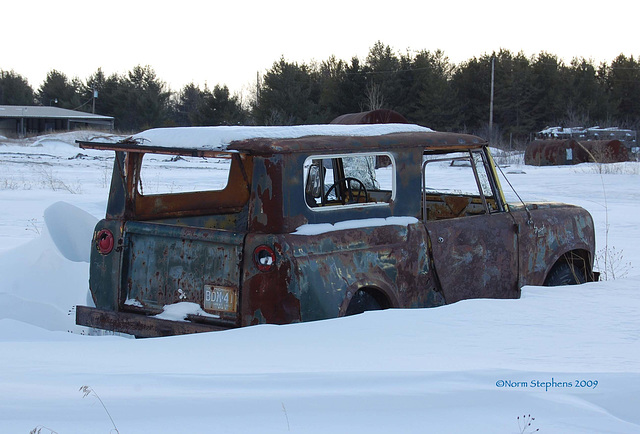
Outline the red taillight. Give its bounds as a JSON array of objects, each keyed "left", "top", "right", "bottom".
[
  {"left": 254, "top": 245, "right": 276, "bottom": 272},
  {"left": 96, "top": 229, "right": 114, "bottom": 255}
]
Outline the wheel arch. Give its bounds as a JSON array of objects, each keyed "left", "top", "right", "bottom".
[
  {"left": 338, "top": 281, "right": 398, "bottom": 317},
  {"left": 543, "top": 248, "right": 595, "bottom": 284}
]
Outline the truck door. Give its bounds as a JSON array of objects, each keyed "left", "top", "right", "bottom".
[{"left": 421, "top": 149, "right": 519, "bottom": 303}]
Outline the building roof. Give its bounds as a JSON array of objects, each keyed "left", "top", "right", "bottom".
[{"left": 0, "top": 105, "right": 113, "bottom": 121}]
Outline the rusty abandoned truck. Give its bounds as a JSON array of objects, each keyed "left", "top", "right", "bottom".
[{"left": 76, "top": 124, "right": 597, "bottom": 337}]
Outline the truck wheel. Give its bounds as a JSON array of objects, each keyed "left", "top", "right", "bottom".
[
  {"left": 345, "top": 290, "right": 383, "bottom": 316},
  {"left": 544, "top": 262, "right": 587, "bottom": 286}
]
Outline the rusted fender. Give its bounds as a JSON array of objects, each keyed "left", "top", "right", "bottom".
[
  {"left": 240, "top": 220, "right": 441, "bottom": 326},
  {"left": 510, "top": 202, "right": 596, "bottom": 285}
]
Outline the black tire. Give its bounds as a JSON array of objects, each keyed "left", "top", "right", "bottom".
[
  {"left": 544, "top": 261, "right": 587, "bottom": 286},
  {"left": 345, "top": 290, "right": 383, "bottom": 316}
]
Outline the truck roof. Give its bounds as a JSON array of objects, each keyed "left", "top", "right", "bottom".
[{"left": 77, "top": 124, "right": 486, "bottom": 157}]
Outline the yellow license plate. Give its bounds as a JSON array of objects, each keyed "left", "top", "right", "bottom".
[{"left": 204, "top": 285, "right": 237, "bottom": 313}]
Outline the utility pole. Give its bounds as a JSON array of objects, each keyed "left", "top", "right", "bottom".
[
  {"left": 92, "top": 89, "right": 98, "bottom": 114},
  {"left": 489, "top": 55, "right": 495, "bottom": 144},
  {"left": 256, "top": 71, "right": 260, "bottom": 106}
]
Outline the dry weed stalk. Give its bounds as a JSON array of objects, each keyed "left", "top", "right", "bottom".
[{"left": 79, "top": 385, "right": 119, "bottom": 433}]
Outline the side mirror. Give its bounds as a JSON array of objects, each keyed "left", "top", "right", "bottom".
[{"left": 306, "top": 164, "right": 323, "bottom": 198}]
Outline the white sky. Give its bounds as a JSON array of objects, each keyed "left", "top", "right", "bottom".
[{"left": 4, "top": 0, "right": 638, "bottom": 96}]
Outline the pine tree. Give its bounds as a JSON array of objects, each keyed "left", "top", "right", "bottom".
[
  {"left": 606, "top": 54, "right": 640, "bottom": 125},
  {"left": 36, "top": 70, "right": 82, "bottom": 109},
  {"left": 254, "top": 57, "right": 321, "bottom": 125},
  {"left": 0, "top": 70, "right": 34, "bottom": 105}
]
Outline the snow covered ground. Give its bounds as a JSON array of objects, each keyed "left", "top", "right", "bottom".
[{"left": 0, "top": 131, "right": 639, "bottom": 433}]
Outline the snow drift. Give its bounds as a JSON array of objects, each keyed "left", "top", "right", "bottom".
[{"left": 0, "top": 131, "right": 638, "bottom": 433}]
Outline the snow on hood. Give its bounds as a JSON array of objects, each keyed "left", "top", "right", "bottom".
[{"left": 132, "top": 124, "right": 433, "bottom": 151}]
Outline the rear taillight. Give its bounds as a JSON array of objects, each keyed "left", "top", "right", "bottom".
[
  {"left": 96, "top": 229, "right": 114, "bottom": 255},
  {"left": 254, "top": 245, "right": 276, "bottom": 272}
]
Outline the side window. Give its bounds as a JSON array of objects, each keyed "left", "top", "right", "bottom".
[
  {"left": 304, "top": 153, "right": 394, "bottom": 209},
  {"left": 422, "top": 150, "right": 501, "bottom": 220}
]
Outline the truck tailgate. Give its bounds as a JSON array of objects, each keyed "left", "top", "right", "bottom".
[{"left": 122, "top": 221, "right": 245, "bottom": 326}]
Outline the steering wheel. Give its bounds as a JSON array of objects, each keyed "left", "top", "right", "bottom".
[{"left": 324, "top": 177, "right": 369, "bottom": 205}]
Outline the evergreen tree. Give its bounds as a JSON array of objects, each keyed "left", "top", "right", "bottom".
[
  {"left": 172, "top": 83, "right": 248, "bottom": 126},
  {"left": 197, "top": 84, "right": 247, "bottom": 125},
  {"left": 174, "top": 82, "right": 205, "bottom": 126},
  {"left": 36, "top": 69, "right": 82, "bottom": 109},
  {"left": 528, "top": 52, "right": 567, "bottom": 129},
  {"left": 606, "top": 54, "right": 640, "bottom": 125},
  {"left": 560, "top": 58, "right": 608, "bottom": 125},
  {"left": 405, "top": 49, "right": 455, "bottom": 129},
  {"left": 451, "top": 56, "right": 491, "bottom": 132},
  {"left": 364, "top": 41, "right": 402, "bottom": 110},
  {"left": 492, "top": 50, "right": 535, "bottom": 140},
  {"left": 254, "top": 57, "right": 321, "bottom": 125},
  {"left": 81, "top": 68, "right": 113, "bottom": 115},
  {"left": 7, "top": 42, "right": 634, "bottom": 138},
  {"left": 0, "top": 70, "right": 34, "bottom": 105},
  {"left": 96, "top": 72, "right": 123, "bottom": 122},
  {"left": 335, "top": 57, "right": 368, "bottom": 115},
  {"left": 317, "top": 55, "right": 350, "bottom": 120},
  {"left": 117, "top": 65, "right": 171, "bottom": 131}
]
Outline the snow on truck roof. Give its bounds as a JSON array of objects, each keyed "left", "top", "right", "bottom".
[
  {"left": 132, "top": 124, "right": 433, "bottom": 150},
  {"left": 78, "top": 124, "right": 485, "bottom": 156}
]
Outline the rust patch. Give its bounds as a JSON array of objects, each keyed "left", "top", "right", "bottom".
[{"left": 243, "top": 258, "right": 300, "bottom": 326}]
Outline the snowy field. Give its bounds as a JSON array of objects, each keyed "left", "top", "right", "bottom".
[{"left": 0, "top": 131, "right": 639, "bottom": 433}]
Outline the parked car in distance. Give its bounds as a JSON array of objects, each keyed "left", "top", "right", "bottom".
[{"left": 76, "top": 124, "right": 597, "bottom": 337}]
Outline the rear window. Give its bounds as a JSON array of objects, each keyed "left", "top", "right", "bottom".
[{"left": 137, "top": 155, "right": 231, "bottom": 195}]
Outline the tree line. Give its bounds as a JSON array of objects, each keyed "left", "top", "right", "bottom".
[{"left": 1, "top": 42, "right": 639, "bottom": 145}]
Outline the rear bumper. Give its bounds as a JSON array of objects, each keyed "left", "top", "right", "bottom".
[{"left": 76, "top": 305, "right": 232, "bottom": 338}]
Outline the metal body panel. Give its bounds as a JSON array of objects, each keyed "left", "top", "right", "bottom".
[
  {"left": 121, "top": 221, "right": 244, "bottom": 325},
  {"left": 425, "top": 212, "right": 519, "bottom": 303},
  {"left": 76, "top": 306, "right": 229, "bottom": 337},
  {"left": 510, "top": 203, "right": 596, "bottom": 286},
  {"left": 240, "top": 222, "right": 440, "bottom": 326},
  {"left": 88, "top": 218, "right": 125, "bottom": 311},
  {"left": 228, "top": 132, "right": 485, "bottom": 156}
]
